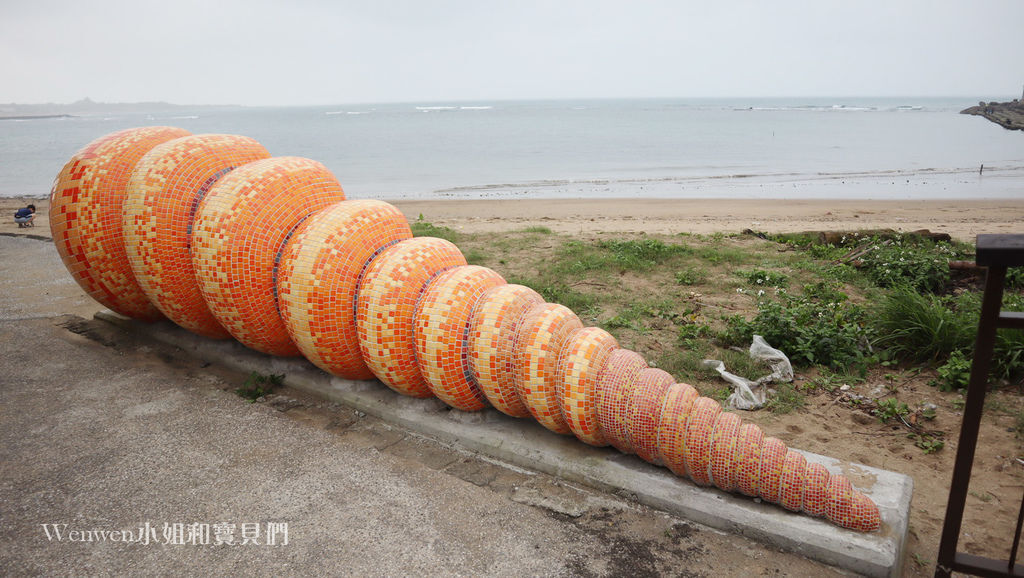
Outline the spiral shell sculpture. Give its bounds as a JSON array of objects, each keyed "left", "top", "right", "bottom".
[{"left": 50, "top": 128, "right": 881, "bottom": 533}]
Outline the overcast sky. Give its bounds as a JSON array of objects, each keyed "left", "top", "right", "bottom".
[{"left": 2, "top": 0, "right": 1021, "bottom": 106}]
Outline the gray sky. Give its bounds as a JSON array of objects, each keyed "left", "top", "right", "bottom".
[{"left": 2, "top": 0, "right": 1021, "bottom": 105}]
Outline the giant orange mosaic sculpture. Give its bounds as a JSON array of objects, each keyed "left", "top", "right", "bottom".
[{"left": 50, "top": 128, "right": 882, "bottom": 533}]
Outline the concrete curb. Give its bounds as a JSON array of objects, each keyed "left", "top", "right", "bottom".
[{"left": 96, "top": 310, "right": 912, "bottom": 577}]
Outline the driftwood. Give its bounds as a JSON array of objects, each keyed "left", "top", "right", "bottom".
[
  {"left": 948, "top": 260, "right": 985, "bottom": 273},
  {"left": 814, "top": 229, "right": 951, "bottom": 246}
]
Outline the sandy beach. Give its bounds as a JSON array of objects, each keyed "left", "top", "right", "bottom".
[{"left": 4, "top": 195, "right": 1023, "bottom": 241}]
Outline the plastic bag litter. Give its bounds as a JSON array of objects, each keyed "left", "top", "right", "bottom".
[{"left": 703, "top": 335, "right": 794, "bottom": 410}]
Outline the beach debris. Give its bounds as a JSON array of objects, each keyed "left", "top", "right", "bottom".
[
  {"left": 48, "top": 127, "right": 882, "bottom": 533},
  {"left": 703, "top": 335, "right": 794, "bottom": 410}
]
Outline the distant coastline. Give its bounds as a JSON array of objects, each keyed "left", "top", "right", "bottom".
[
  {"left": 0, "top": 114, "right": 74, "bottom": 121},
  {"left": 0, "top": 97, "right": 240, "bottom": 118}
]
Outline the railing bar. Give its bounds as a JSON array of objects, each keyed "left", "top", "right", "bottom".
[
  {"left": 997, "top": 312, "right": 1024, "bottom": 330},
  {"left": 952, "top": 552, "right": 1024, "bottom": 577},
  {"left": 1010, "top": 493, "right": 1024, "bottom": 572}
]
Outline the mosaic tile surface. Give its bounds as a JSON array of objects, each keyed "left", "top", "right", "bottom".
[
  {"left": 656, "top": 382, "right": 700, "bottom": 478},
  {"left": 595, "top": 348, "right": 647, "bottom": 453},
  {"left": 513, "top": 303, "right": 582, "bottom": 435},
  {"left": 707, "top": 411, "right": 742, "bottom": 492},
  {"left": 415, "top": 265, "right": 506, "bottom": 411},
  {"left": 683, "top": 397, "right": 722, "bottom": 487},
  {"left": 191, "top": 157, "right": 346, "bottom": 356},
  {"left": 757, "top": 437, "right": 787, "bottom": 503},
  {"left": 801, "top": 462, "right": 831, "bottom": 517},
  {"left": 277, "top": 200, "right": 412, "bottom": 380},
  {"left": 124, "top": 134, "right": 271, "bottom": 338},
  {"left": 556, "top": 327, "right": 618, "bottom": 446},
  {"left": 778, "top": 449, "right": 808, "bottom": 512},
  {"left": 826, "top": 475, "right": 856, "bottom": 528},
  {"left": 357, "top": 237, "right": 466, "bottom": 397},
  {"left": 467, "top": 284, "right": 543, "bottom": 418},
  {"left": 50, "top": 126, "right": 191, "bottom": 320},
  {"left": 624, "top": 368, "right": 673, "bottom": 464},
  {"left": 734, "top": 422, "right": 765, "bottom": 497}
]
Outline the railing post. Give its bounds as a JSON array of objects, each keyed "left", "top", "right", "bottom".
[{"left": 934, "top": 266, "right": 1006, "bottom": 577}]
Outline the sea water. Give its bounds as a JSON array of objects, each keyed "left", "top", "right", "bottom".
[{"left": 2, "top": 97, "right": 1022, "bottom": 199}]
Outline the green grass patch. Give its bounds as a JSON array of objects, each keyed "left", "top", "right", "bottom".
[
  {"left": 411, "top": 216, "right": 460, "bottom": 243},
  {"left": 739, "top": 268, "right": 789, "bottom": 288},
  {"left": 767, "top": 383, "right": 805, "bottom": 414},
  {"left": 519, "top": 225, "right": 553, "bottom": 234},
  {"left": 674, "top": 267, "right": 707, "bottom": 286}
]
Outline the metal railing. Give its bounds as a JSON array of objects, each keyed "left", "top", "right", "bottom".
[{"left": 936, "top": 234, "right": 1024, "bottom": 577}]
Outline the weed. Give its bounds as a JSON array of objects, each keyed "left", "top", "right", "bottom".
[
  {"left": 871, "top": 289, "right": 971, "bottom": 362},
  {"left": 235, "top": 372, "right": 284, "bottom": 402},
  {"left": 855, "top": 235, "right": 968, "bottom": 293},
  {"left": 674, "top": 267, "right": 707, "bottom": 286},
  {"left": 767, "top": 383, "right": 805, "bottom": 414},
  {"left": 696, "top": 245, "right": 747, "bottom": 265},
  {"left": 596, "top": 238, "right": 692, "bottom": 271},
  {"left": 873, "top": 290, "right": 1024, "bottom": 381},
  {"left": 700, "top": 384, "right": 732, "bottom": 405},
  {"left": 520, "top": 225, "right": 553, "bottom": 234},
  {"left": 677, "top": 323, "right": 711, "bottom": 348},
  {"left": 932, "top": 350, "right": 971, "bottom": 392},
  {"left": 875, "top": 398, "right": 910, "bottom": 423},
  {"left": 808, "top": 369, "right": 864, "bottom": 393},
  {"left": 602, "top": 299, "right": 679, "bottom": 332},
  {"left": 801, "top": 280, "right": 849, "bottom": 302},
  {"left": 910, "top": 433, "right": 944, "bottom": 454},
  {"left": 722, "top": 293, "right": 873, "bottom": 371},
  {"left": 507, "top": 276, "right": 600, "bottom": 317},
  {"left": 1007, "top": 267, "right": 1024, "bottom": 290},
  {"left": 740, "top": 268, "right": 789, "bottom": 288},
  {"left": 912, "top": 553, "right": 931, "bottom": 567},
  {"left": 411, "top": 216, "right": 460, "bottom": 243},
  {"left": 969, "top": 490, "right": 993, "bottom": 503},
  {"left": 463, "top": 248, "right": 488, "bottom": 265}
]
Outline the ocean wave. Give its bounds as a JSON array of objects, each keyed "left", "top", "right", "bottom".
[
  {"left": 433, "top": 165, "right": 1024, "bottom": 195},
  {"left": 169, "top": 115, "right": 200, "bottom": 119},
  {"left": 459, "top": 106, "right": 492, "bottom": 110},
  {"left": 736, "top": 104, "right": 926, "bottom": 113},
  {"left": 415, "top": 106, "right": 457, "bottom": 111}
]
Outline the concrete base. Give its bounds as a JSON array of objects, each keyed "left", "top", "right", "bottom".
[{"left": 96, "top": 310, "right": 912, "bottom": 577}]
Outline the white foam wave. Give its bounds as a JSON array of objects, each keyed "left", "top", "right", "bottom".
[
  {"left": 459, "top": 106, "right": 492, "bottom": 110},
  {"left": 170, "top": 115, "right": 199, "bottom": 119}
]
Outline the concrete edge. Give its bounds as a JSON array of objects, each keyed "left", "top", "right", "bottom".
[{"left": 95, "top": 311, "right": 912, "bottom": 577}]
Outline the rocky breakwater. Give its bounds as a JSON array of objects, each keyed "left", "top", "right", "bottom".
[{"left": 961, "top": 99, "right": 1024, "bottom": 131}]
